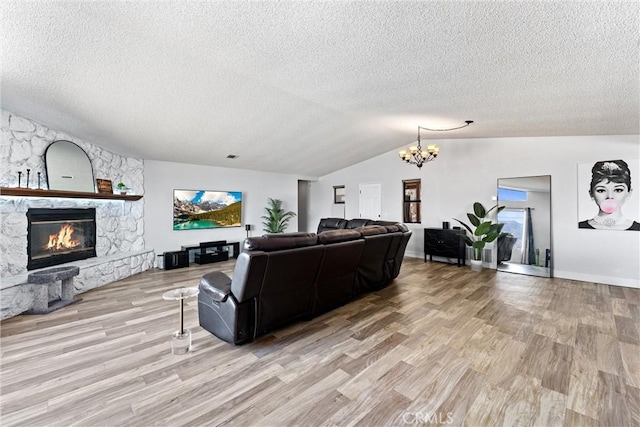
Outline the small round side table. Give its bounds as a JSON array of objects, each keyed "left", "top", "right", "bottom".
[{"left": 162, "top": 287, "right": 199, "bottom": 355}]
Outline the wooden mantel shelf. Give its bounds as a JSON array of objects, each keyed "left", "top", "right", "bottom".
[{"left": 0, "top": 187, "right": 143, "bottom": 201}]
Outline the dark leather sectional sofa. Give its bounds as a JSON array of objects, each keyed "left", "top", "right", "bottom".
[{"left": 197, "top": 218, "right": 412, "bottom": 344}]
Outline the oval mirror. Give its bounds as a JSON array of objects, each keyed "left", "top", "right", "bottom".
[{"left": 45, "top": 140, "right": 95, "bottom": 192}]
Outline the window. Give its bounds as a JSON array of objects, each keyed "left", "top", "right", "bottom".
[
  {"left": 402, "top": 179, "right": 421, "bottom": 223},
  {"left": 498, "top": 187, "right": 528, "bottom": 201}
]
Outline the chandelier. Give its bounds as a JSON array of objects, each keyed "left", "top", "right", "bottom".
[{"left": 399, "top": 120, "right": 474, "bottom": 168}]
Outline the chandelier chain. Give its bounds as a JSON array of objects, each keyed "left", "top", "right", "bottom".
[
  {"left": 398, "top": 120, "right": 474, "bottom": 169},
  {"left": 418, "top": 120, "right": 474, "bottom": 132}
]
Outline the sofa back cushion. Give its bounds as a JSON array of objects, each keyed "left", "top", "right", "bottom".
[
  {"left": 346, "top": 218, "right": 372, "bottom": 229},
  {"left": 317, "top": 218, "right": 348, "bottom": 233},
  {"left": 263, "top": 232, "right": 317, "bottom": 239},
  {"left": 371, "top": 220, "right": 399, "bottom": 227},
  {"left": 354, "top": 227, "right": 394, "bottom": 293},
  {"left": 314, "top": 239, "right": 365, "bottom": 314},
  {"left": 382, "top": 231, "right": 403, "bottom": 280},
  {"left": 380, "top": 224, "right": 401, "bottom": 233},
  {"left": 357, "top": 225, "right": 388, "bottom": 236},
  {"left": 243, "top": 234, "right": 318, "bottom": 252},
  {"left": 255, "top": 245, "right": 324, "bottom": 335},
  {"left": 318, "top": 229, "right": 361, "bottom": 244},
  {"left": 231, "top": 251, "right": 269, "bottom": 303},
  {"left": 391, "top": 230, "right": 412, "bottom": 278}
]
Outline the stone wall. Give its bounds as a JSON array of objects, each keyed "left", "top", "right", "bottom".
[
  {"left": 1, "top": 111, "right": 143, "bottom": 194},
  {"left": 1, "top": 110, "right": 154, "bottom": 319},
  {"left": 1, "top": 197, "right": 145, "bottom": 275},
  {"left": 1, "top": 110, "right": 145, "bottom": 275}
]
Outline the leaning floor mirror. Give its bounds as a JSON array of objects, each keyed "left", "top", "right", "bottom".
[{"left": 496, "top": 175, "right": 552, "bottom": 278}]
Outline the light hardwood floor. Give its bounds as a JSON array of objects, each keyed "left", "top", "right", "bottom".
[{"left": 1, "top": 258, "right": 639, "bottom": 426}]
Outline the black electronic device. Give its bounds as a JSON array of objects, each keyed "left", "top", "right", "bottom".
[{"left": 162, "top": 250, "right": 188, "bottom": 270}]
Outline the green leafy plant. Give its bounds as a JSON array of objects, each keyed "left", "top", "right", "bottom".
[
  {"left": 261, "top": 198, "right": 296, "bottom": 233},
  {"left": 453, "top": 202, "right": 505, "bottom": 261},
  {"left": 116, "top": 182, "right": 128, "bottom": 194}
]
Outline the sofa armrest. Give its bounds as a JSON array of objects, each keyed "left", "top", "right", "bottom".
[{"left": 199, "top": 271, "right": 233, "bottom": 303}]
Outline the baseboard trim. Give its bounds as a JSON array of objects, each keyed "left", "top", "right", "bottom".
[{"left": 553, "top": 270, "right": 639, "bottom": 289}]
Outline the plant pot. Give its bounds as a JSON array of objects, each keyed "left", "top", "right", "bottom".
[{"left": 470, "top": 259, "right": 483, "bottom": 272}]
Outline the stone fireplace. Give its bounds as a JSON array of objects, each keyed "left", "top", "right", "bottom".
[
  {"left": 27, "top": 208, "right": 97, "bottom": 270},
  {"left": 1, "top": 110, "right": 155, "bottom": 320}
]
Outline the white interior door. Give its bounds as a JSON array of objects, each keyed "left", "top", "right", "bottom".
[{"left": 359, "top": 183, "right": 382, "bottom": 220}]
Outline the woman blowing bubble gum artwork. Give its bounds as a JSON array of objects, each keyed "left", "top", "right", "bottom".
[{"left": 578, "top": 159, "right": 640, "bottom": 231}]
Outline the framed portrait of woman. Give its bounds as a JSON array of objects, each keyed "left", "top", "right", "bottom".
[{"left": 577, "top": 159, "right": 640, "bottom": 231}]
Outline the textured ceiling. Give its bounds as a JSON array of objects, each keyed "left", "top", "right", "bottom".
[{"left": 2, "top": 1, "right": 639, "bottom": 177}]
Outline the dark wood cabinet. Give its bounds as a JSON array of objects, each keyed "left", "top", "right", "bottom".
[{"left": 423, "top": 228, "right": 466, "bottom": 267}]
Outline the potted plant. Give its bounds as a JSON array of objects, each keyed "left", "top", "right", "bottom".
[
  {"left": 116, "top": 182, "right": 129, "bottom": 195},
  {"left": 261, "top": 198, "right": 296, "bottom": 233},
  {"left": 453, "top": 202, "right": 505, "bottom": 271}
]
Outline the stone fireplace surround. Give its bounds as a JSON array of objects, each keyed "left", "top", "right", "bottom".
[{"left": 1, "top": 111, "right": 155, "bottom": 319}]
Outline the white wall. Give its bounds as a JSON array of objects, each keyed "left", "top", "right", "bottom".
[
  {"left": 309, "top": 135, "right": 640, "bottom": 288},
  {"left": 144, "top": 160, "right": 300, "bottom": 254}
]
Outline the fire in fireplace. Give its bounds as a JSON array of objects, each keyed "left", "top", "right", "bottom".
[{"left": 27, "top": 208, "right": 97, "bottom": 270}]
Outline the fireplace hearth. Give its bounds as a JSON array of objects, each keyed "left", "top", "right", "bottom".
[{"left": 27, "top": 208, "right": 97, "bottom": 270}]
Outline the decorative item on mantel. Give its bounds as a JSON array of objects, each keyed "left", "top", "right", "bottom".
[
  {"left": 96, "top": 179, "right": 113, "bottom": 194},
  {"left": 399, "top": 120, "right": 474, "bottom": 169},
  {"left": 13, "top": 170, "right": 45, "bottom": 189},
  {"left": 116, "top": 182, "right": 129, "bottom": 195}
]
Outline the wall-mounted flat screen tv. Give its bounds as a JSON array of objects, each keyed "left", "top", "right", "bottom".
[{"left": 173, "top": 189, "right": 242, "bottom": 230}]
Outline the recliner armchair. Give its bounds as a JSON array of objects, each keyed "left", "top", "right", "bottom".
[{"left": 317, "top": 218, "right": 348, "bottom": 234}]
